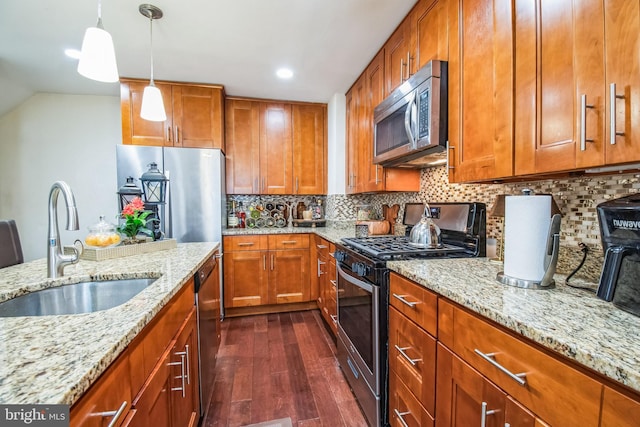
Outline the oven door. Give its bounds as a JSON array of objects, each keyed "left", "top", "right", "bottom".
[{"left": 336, "top": 262, "right": 380, "bottom": 394}]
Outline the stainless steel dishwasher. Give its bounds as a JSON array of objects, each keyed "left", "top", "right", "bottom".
[{"left": 194, "top": 251, "right": 222, "bottom": 420}]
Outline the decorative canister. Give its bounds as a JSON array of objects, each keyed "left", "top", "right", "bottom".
[{"left": 356, "top": 204, "right": 372, "bottom": 221}]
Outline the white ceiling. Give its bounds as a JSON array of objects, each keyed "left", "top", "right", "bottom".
[{"left": 0, "top": 0, "right": 417, "bottom": 117}]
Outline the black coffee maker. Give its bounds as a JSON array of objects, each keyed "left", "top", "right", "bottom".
[{"left": 596, "top": 194, "right": 640, "bottom": 316}]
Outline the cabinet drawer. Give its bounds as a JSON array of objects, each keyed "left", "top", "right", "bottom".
[
  {"left": 224, "top": 235, "right": 268, "bottom": 251},
  {"left": 446, "top": 300, "right": 602, "bottom": 426},
  {"left": 389, "top": 371, "right": 434, "bottom": 427},
  {"left": 314, "top": 236, "right": 334, "bottom": 257},
  {"left": 269, "top": 233, "right": 309, "bottom": 249},
  {"left": 389, "top": 306, "right": 436, "bottom": 416},
  {"left": 70, "top": 353, "right": 132, "bottom": 427},
  {"left": 389, "top": 273, "right": 438, "bottom": 336}
]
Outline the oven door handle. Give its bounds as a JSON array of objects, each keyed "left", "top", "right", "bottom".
[{"left": 336, "top": 263, "right": 374, "bottom": 293}]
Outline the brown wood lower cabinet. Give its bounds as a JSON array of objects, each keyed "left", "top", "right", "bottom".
[
  {"left": 71, "top": 277, "right": 201, "bottom": 427},
  {"left": 223, "top": 234, "right": 311, "bottom": 310},
  {"left": 69, "top": 352, "right": 132, "bottom": 427},
  {"left": 314, "top": 236, "right": 337, "bottom": 335},
  {"left": 388, "top": 272, "right": 640, "bottom": 427}
]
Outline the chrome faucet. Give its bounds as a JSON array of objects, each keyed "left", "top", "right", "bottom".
[{"left": 47, "top": 181, "right": 80, "bottom": 278}]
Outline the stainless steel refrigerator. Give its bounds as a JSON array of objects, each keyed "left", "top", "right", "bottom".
[{"left": 116, "top": 145, "right": 226, "bottom": 244}]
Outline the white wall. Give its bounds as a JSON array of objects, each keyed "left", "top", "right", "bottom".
[
  {"left": 0, "top": 93, "right": 121, "bottom": 261},
  {"left": 327, "top": 93, "right": 346, "bottom": 195}
]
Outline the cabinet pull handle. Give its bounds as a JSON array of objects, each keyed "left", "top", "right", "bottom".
[
  {"left": 375, "top": 165, "right": 381, "bottom": 184},
  {"left": 282, "top": 240, "right": 297, "bottom": 244},
  {"left": 394, "top": 409, "right": 411, "bottom": 427},
  {"left": 317, "top": 244, "right": 328, "bottom": 249},
  {"left": 400, "top": 58, "right": 406, "bottom": 83},
  {"left": 394, "top": 345, "right": 422, "bottom": 366},
  {"left": 328, "top": 252, "right": 335, "bottom": 258},
  {"left": 238, "top": 242, "right": 255, "bottom": 246},
  {"left": 170, "top": 354, "right": 186, "bottom": 397},
  {"left": 392, "top": 293, "right": 419, "bottom": 307},
  {"left": 580, "top": 94, "right": 595, "bottom": 151},
  {"left": 96, "top": 400, "right": 128, "bottom": 427},
  {"left": 184, "top": 344, "right": 190, "bottom": 384},
  {"left": 317, "top": 259, "right": 326, "bottom": 277},
  {"left": 481, "top": 402, "right": 498, "bottom": 427},
  {"left": 263, "top": 254, "right": 266, "bottom": 270},
  {"left": 262, "top": 177, "right": 265, "bottom": 192},
  {"left": 474, "top": 349, "right": 527, "bottom": 386},
  {"left": 295, "top": 177, "right": 299, "bottom": 193},
  {"left": 166, "top": 126, "right": 172, "bottom": 142},
  {"left": 330, "top": 279, "right": 337, "bottom": 288},
  {"left": 610, "top": 83, "right": 625, "bottom": 145},
  {"left": 271, "top": 253, "right": 274, "bottom": 270},
  {"left": 406, "top": 51, "right": 413, "bottom": 79},
  {"left": 447, "top": 142, "right": 455, "bottom": 170},
  {"left": 330, "top": 314, "right": 337, "bottom": 325},
  {"left": 174, "top": 348, "right": 190, "bottom": 384},
  {"left": 174, "top": 125, "right": 180, "bottom": 144}
]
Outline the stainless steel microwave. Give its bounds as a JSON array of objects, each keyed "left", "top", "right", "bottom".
[{"left": 373, "top": 60, "right": 447, "bottom": 168}]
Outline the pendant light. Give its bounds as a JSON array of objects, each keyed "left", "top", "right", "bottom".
[
  {"left": 139, "top": 4, "right": 167, "bottom": 122},
  {"left": 77, "top": 0, "right": 119, "bottom": 83}
]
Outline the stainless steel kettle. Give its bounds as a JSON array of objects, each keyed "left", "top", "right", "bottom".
[{"left": 409, "top": 204, "right": 441, "bottom": 248}]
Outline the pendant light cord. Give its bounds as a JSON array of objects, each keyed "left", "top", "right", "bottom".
[
  {"left": 96, "top": 0, "right": 104, "bottom": 29},
  {"left": 149, "top": 14, "right": 155, "bottom": 85}
]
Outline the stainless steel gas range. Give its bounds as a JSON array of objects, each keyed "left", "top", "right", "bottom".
[{"left": 334, "top": 202, "right": 486, "bottom": 427}]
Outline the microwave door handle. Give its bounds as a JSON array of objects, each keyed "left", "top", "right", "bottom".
[{"left": 404, "top": 92, "right": 417, "bottom": 149}]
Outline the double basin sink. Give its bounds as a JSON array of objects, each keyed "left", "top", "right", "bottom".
[{"left": 0, "top": 277, "right": 159, "bottom": 317}]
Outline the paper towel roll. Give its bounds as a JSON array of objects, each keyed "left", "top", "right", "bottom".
[{"left": 503, "top": 195, "right": 551, "bottom": 281}]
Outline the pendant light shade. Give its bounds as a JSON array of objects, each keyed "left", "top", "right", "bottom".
[
  {"left": 139, "top": 4, "right": 166, "bottom": 122},
  {"left": 141, "top": 84, "right": 167, "bottom": 121},
  {"left": 77, "top": 1, "right": 119, "bottom": 83}
]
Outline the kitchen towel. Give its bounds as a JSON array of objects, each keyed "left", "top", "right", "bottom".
[{"left": 503, "top": 194, "right": 552, "bottom": 281}]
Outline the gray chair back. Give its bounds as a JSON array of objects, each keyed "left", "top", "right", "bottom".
[{"left": 0, "top": 220, "right": 24, "bottom": 268}]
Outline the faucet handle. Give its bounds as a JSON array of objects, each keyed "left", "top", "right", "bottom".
[{"left": 64, "top": 239, "right": 83, "bottom": 264}]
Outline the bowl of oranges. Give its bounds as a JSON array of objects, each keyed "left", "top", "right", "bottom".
[{"left": 84, "top": 215, "right": 121, "bottom": 248}]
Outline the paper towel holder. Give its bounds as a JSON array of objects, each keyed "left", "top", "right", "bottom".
[{"left": 496, "top": 213, "right": 562, "bottom": 289}]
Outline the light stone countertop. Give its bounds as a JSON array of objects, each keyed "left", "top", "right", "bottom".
[
  {"left": 387, "top": 258, "right": 640, "bottom": 394},
  {"left": 222, "top": 224, "right": 357, "bottom": 244},
  {"left": 0, "top": 242, "right": 218, "bottom": 406}
]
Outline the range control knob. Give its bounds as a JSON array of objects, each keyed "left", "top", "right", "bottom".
[
  {"left": 351, "top": 262, "right": 371, "bottom": 277},
  {"left": 335, "top": 251, "right": 347, "bottom": 263}
]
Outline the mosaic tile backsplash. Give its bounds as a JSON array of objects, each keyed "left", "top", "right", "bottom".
[{"left": 324, "top": 167, "right": 640, "bottom": 282}]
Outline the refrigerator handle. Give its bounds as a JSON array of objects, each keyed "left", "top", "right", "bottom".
[{"left": 165, "top": 170, "right": 172, "bottom": 239}]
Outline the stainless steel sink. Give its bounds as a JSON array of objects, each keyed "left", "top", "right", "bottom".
[{"left": 0, "top": 278, "right": 158, "bottom": 317}]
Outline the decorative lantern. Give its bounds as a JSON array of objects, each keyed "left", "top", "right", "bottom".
[
  {"left": 117, "top": 176, "right": 143, "bottom": 211},
  {"left": 140, "top": 162, "right": 168, "bottom": 205}
]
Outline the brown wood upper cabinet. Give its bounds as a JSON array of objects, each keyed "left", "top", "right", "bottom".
[
  {"left": 226, "top": 97, "right": 326, "bottom": 195},
  {"left": 345, "top": 56, "right": 420, "bottom": 194},
  {"left": 447, "top": 0, "right": 514, "bottom": 183},
  {"left": 120, "top": 79, "right": 225, "bottom": 150},
  {"left": 384, "top": 0, "right": 448, "bottom": 97},
  {"left": 514, "top": 0, "right": 640, "bottom": 174}
]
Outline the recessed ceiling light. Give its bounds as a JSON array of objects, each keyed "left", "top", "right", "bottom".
[
  {"left": 276, "top": 68, "right": 294, "bottom": 79},
  {"left": 65, "top": 48, "right": 81, "bottom": 59}
]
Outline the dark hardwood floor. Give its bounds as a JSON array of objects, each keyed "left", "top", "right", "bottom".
[{"left": 203, "top": 310, "right": 368, "bottom": 427}]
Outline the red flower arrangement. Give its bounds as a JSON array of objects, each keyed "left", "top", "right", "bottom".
[{"left": 117, "top": 197, "right": 154, "bottom": 241}]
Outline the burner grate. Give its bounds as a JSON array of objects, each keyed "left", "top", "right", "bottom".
[{"left": 342, "top": 236, "right": 466, "bottom": 259}]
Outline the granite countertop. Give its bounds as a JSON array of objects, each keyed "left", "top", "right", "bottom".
[
  {"left": 0, "top": 242, "right": 218, "bottom": 406},
  {"left": 387, "top": 258, "right": 640, "bottom": 393}
]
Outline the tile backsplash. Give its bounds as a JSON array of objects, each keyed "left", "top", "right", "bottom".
[{"left": 325, "top": 166, "right": 640, "bottom": 282}]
